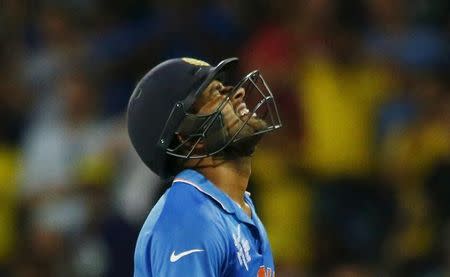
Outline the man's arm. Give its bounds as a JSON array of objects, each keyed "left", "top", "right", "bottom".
[{"left": 148, "top": 215, "right": 228, "bottom": 277}]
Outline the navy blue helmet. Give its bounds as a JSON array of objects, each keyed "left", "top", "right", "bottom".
[{"left": 127, "top": 57, "right": 281, "bottom": 178}]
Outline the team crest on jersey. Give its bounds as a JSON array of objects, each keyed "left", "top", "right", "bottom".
[
  {"left": 232, "top": 224, "right": 251, "bottom": 271},
  {"left": 182, "top": 57, "right": 210, "bottom": 67}
]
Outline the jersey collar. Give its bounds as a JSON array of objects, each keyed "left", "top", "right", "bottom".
[{"left": 172, "top": 169, "right": 254, "bottom": 225}]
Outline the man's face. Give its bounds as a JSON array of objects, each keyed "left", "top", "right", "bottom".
[{"left": 191, "top": 80, "right": 268, "bottom": 155}]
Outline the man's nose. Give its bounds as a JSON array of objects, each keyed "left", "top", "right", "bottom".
[{"left": 232, "top": 87, "right": 245, "bottom": 102}]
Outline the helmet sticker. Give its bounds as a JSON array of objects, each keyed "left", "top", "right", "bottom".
[{"left": 182, "top": 58, "right": 210, "bottom": 67}]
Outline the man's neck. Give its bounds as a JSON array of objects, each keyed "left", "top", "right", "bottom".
[{"left": 196, "top": 156, "right": 252, "bottom": 209}]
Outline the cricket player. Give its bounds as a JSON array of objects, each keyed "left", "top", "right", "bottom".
[{"left": 127, "top": 57, "right": 282, "bottom": 276}]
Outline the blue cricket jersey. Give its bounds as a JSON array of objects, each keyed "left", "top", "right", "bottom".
[{"left": 134, "top": 169, "right": 275, "bottom": 277}]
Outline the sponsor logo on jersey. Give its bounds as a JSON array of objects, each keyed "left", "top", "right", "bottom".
[
  {"left": 257, "top": 266, "right": 275, "bottom": 277},
  {"left": 170, "top": 249, "right": 204, "bottom": 262}
]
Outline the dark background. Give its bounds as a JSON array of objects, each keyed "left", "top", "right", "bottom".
[{"left": 0, "top": 0, "right": 449, "bottom": 276}]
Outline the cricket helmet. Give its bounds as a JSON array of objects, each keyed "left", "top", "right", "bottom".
[{"left": 127, "top": 57, "right": 281, "bottom": 178}]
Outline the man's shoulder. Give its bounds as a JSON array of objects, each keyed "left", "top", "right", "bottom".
[
  {"left": 157, "top": 180, "right": 223, "bottom": 225},
  {"left": 147, "top": 181, "right": 229, "bottom": 248},
  {"left": 167, "top": 181, "right": 210, "bottom": 208}
]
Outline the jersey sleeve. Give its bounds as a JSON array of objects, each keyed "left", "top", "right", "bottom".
[
  {"left": 142, "top": 181, "right": 231, "bottom": 277},
  {"left": 149, "top": 214, "right": 228, "bottom": 276}
]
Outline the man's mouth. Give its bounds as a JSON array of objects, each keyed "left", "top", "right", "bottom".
[
  {"left": 235, "top": 102, "right": 257, "bottom": 119},
  {"left": 236, "top": 102, "right": 249, "bottom": 117}
]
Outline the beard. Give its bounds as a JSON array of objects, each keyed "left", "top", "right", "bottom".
[{"left": 223, "top": 116, "right": 268, "bottom": 158}]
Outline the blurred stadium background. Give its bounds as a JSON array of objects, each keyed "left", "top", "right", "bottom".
[{"left": 0, "top": 0, "right": 449, "bottom": 276}]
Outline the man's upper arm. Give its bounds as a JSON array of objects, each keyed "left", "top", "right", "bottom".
[{"left": 149, "top": 210, "right": 228, "bottom": 276}]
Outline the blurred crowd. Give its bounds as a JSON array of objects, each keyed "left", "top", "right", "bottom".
[{"left": 0, "top": 0, "right": 449, "bottom": 276}]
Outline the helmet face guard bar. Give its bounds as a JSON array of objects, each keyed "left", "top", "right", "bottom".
[{"left": 161, "top": 70, "right": 282, "bottom": 159}]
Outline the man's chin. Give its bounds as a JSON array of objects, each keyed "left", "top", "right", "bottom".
[
  {"left": 242, "top": 115, "right": 268, "bottom": 131},
  {"left": 222, "top": 117, "right": 268, "bottom": 158},
  {"left": 224, "top": 133, "right": 264, "bottom": 158}
]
